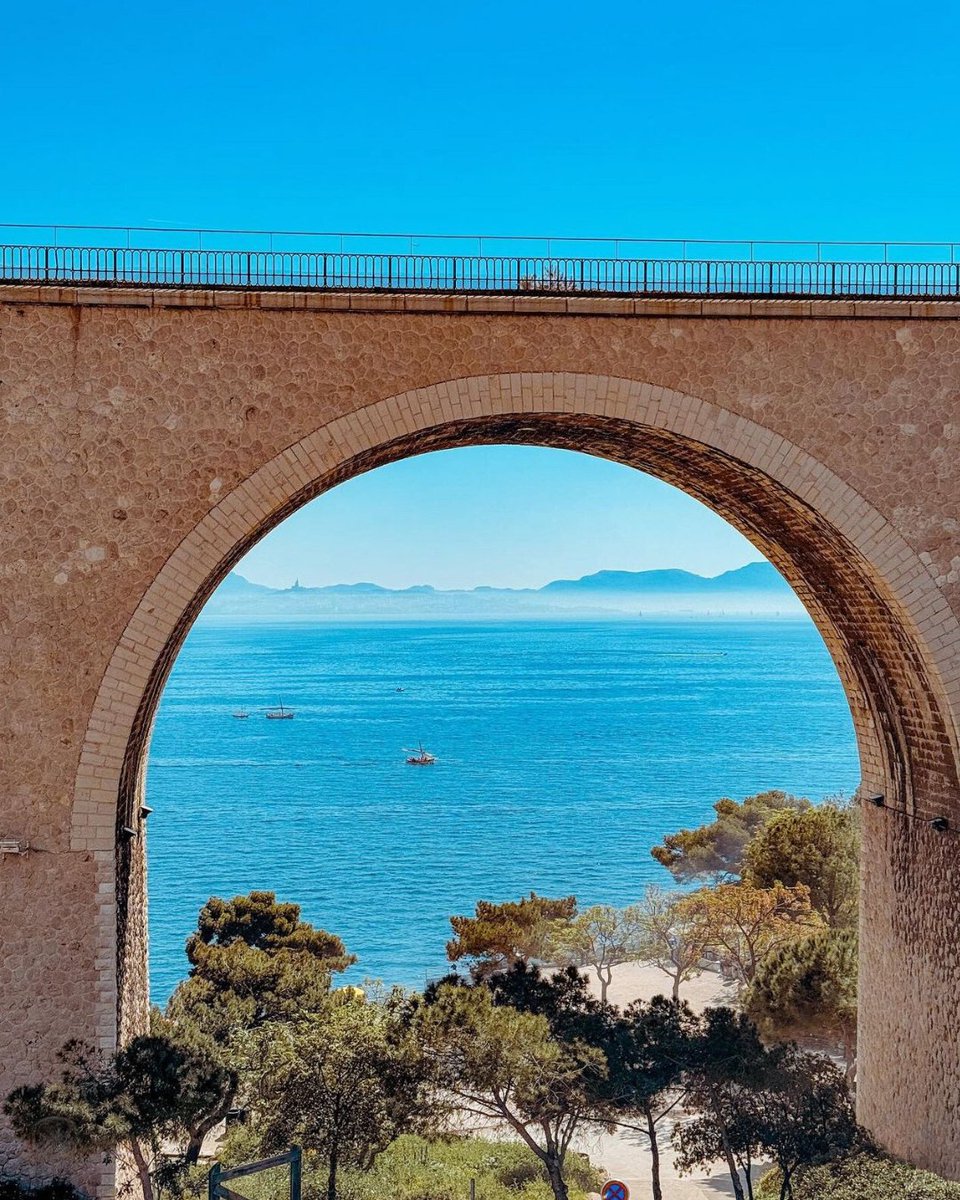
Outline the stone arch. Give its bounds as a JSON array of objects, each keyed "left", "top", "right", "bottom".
[{"left": 72, "top": 371, "right": 960, "bottom": 1173}]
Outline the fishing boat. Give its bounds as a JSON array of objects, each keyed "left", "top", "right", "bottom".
[
  {"left": 265, "top": 702, "right": 294, "bottom": 720},
  {"left": 405, "top": 743, "right": 436, "bottom": 765},
  {"left": 232, "top": 709, "right": 249, "bottom": 719}
]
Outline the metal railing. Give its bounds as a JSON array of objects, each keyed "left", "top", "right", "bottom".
[
  {"left": 5, "top": 223, "right": 960, "bottom": 261},
  {"left": 3, "top": 225, "right": 960, "bottom": 298}
]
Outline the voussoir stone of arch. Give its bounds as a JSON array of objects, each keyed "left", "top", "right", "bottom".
[{"left": 2, "top": 292, "right": 960, "bottom": 1192}]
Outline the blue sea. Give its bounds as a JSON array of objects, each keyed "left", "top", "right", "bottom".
[{"left": 146, "top": 617, "right": 859, "bottom": 1004}]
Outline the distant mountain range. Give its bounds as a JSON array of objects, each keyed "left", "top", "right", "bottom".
[{"left": 204, "top": 561, "right": 804, "bottom": 618}]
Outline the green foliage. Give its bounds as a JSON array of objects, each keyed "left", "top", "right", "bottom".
[
  {"left": 611, "top": 994, "right": 696, "bottom": 1112},
  {"left": 343, "top": 1135, "right": 601, "bottom": 1200},
  {"left": 483, "top": 962, "right": 608, "bottom": 1049},
  {"left": 676, "top": 1013, "right": 860, "bottom": 1200},
  {"left": 745, "top": 1047, "right": 859, "bottom": 1199},
  {"left": 193, "top": 1135, "right": 600, "bottom": 1200},
  {"left": 3, "top": 893, "right": 361, "bottom": 1200},
  {"left": 446, "top": 894, "right": 577, "bottom": 980},
  {"left": 251, "top": 993, "right": 432, "bottom": 1200},
  {"left": 758, "top": 1152, "right": 960, "bottom": 1200},
  {"left": 413, "top": 981, "right": 608, "bottom": 1200},
  {"left": 743, "top": 803, "right": 859, "bottom": 928},
  {"left": 166, "top": 892, "right": 354, "bottom": 1049},
  {"left": 186, "top": 892, "right": 355, "bottom": 971},
  {"left": 4, "top": 1036, "right": 235, "bottom": 1200},
  {"left": 744, "top": 928, "right": 858, "bottom": 1078},
  {"left": 156, "top": 892, "right": 358, "bottom": 1183},
  {"left": 651, "top": 791, "right": 809, "bottom": 884},
  {"left": 634, "top": 885, "right": 708, "bottom": 1000},
  {"left": 544, "top": 905, "right": 645, "bottom": 1003},
  {"left": 604, "top": 995, "right": 698, "bottom": 1200}
]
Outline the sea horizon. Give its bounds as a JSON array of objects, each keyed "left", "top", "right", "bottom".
[{"left": 146, "top": 615, "right": 859, "bottom": 1003}]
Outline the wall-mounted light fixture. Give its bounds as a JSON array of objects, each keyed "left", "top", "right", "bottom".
[
  {"left": 0, "top": 838, "right": 29, "bottom": 856},
  {"left": 120, "top": 826, "right": 139, "bottom": 840},
  {"left": 861, "top": 793, "right": 958, "bottom": 837},
  {"left": 139, "top": 805, "right": 153, "bottom": 819}
]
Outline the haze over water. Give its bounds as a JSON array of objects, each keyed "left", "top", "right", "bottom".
[{"left": 146, "top": 617, "right": 859, "bottom": 1004}]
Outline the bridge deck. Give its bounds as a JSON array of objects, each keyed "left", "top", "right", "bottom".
[{"left": 4, "top": 282, "right": 960, "bottom": 321}]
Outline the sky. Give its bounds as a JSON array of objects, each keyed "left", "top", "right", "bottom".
[
  {"left": 235, "top": 447, "right": 761, "bottom": 590},
  {"left": 5, "top": 2, "right": 960, "bottom": 588}
]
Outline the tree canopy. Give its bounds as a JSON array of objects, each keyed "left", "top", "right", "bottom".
[
  {"left": 745, "top": 927, "right": 858, "bottom": 1082},
  {"left": 446, "top": 893, "right": 577, "bottom": 979},
  {"left": 162, "top": 891, "right": 358, "bottom": 1184},
  {"left": 413, "top": 980, "right": 610, "bottom": 1200},
  {"left": 4, "top": 1036, "right": 234, "bottom": 1200},
  {"left": 186, "top": 891, "right": 355, "bottom": 971},
  {"left": 673, "top": 1006, "right": 773, "bottom": 1200},
  {"left": 677, "top": 882, "right": 820, "bottom": 988},
  {"left": 651, "top": 792, "right": 810, "bottom": 884},
  {"left": 545, "top": 904, "right": 645, "bottom": 1003},
  {"left": 635, "top": 885, "right": 709, "bottom": 1000},
  {"left": 675, "top": 1009, "right": 859, "bottom": 1200},
  {"left": 742, "top": 803, "right": 859, "bottom": 929},
  {"left": 607, "top": 996, "right": 698, "bottom": 1200},
  {"left": 168, "top": 891, "right": 354, "bottom": 1043},
  {"left": 253, "top": 993, "right": 430, "bottom": 1200}
]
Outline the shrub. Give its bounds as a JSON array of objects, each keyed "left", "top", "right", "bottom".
[
  {"left": 758, "top": 1152, "right": 960, "bottom": 1200},
  {"left": 179, "top": 1135, "right": 601, "bottom": 1200},
  {"left": 343, "top": 1135, "right": 601, "bottom": 1200}
]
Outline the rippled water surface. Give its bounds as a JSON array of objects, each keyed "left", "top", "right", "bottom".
[{"left": 147, "top": 618, "right": 859, "bottom": 1002}]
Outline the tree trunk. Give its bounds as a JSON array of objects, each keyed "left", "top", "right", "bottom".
[
  {"left": 599, "top": 968, "right": 610, "bottom": 1005},
  {"left": 671, "top": 970, "right": 681, "bottom": 1001},
  {"left": 128, "top": 1138, "right": 155, "bottom": 1200},
  {"left": 184, "top": 1084, "right": 238, "bottom": 1165},
  {"left": 716, "top": 1126, "right": 745, "bottom": 1200},
  {"left": 327, "top": 1144, "right": 338, "bottom": 1200},
  {"left": 644, "top": 1105, "right": 663, "bottom": 1200},
  {"left": 544, "top": 1152, "right": 569, "bottom": 1200}
]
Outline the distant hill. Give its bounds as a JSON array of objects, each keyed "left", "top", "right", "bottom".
[
  {"left": 202, "top": 561, "right": 803, "bottom": 618},
  {"left": 542, "top": 561, "right": 793, "bottom": 595},
  {"left": 215, "top": 571, "right": 275, "bottom": 594}
]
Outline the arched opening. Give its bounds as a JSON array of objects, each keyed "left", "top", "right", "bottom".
[
  {"left": 72, "top": 374, "right": 960, "bottom": 1177},
  {"left": 143, "top": 442, "right": 861, "bottom": 1004}
]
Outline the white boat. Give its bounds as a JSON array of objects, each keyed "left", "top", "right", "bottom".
[
  {"left": 404, "top": 742, "right": 436, "bottom": 765},
  {"left": 266, "top": 702, "right": 294, "bottom": 720}
]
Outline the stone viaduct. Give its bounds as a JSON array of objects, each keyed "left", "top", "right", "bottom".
[{"left": 2, "top": 270, "right": 960, "bottom": 1188}]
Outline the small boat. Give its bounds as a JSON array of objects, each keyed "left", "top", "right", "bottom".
[
  {"left": 395, "top": 687, "right": 405, "bottom": 693},
  {"left": 266, "top": 702, "right": 294, "bottom": 720},
  {"left": 232, "top": 709, "right": 249, "bottom": 719},
  {"left": 404, "top": 743, "right": 436, "bottom": 765}
]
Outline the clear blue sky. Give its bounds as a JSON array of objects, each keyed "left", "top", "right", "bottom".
[
  {"left": 237, "top": 448, "right": 760, "bottom": 589},
  {"left": 5, "top": 1, "right": 958, "bottom": 587},
  {"left": 3, "top": 2, "right": 958, "bottom": 240}
]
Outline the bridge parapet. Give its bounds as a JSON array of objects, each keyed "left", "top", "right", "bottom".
[{"left": 4, "top": 226, "right": 960, "bottom": 299}]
